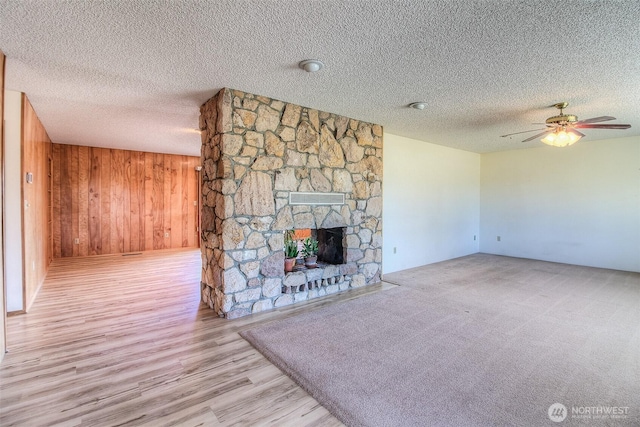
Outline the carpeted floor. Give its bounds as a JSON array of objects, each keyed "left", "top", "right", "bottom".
[{"left": 241, "top": 254, "right": 640, "bottom": 426}]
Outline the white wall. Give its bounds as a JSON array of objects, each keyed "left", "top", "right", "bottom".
[
  {"left": 4, "top": 90, "right": 23, "bottom": 311},
  {"left": 480, "top": 136, "right": 640, "bottom": 272},
  {"left": 383, "top": 133, "right": 480, "bottom": 274}
]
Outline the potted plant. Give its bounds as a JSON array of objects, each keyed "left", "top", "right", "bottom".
[
  {"left": 284, "top": 231, "right": 298, "bottom": 273},
  {"left": 302, "top": 237, "right": 319, "bottom": 268}
]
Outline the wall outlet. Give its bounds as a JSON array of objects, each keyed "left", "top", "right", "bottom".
[
  {"left": 165, "top": 232, "right": 169, "bottom": 238},
  {"left": 393, "top": 247, "right": 397, "bottom": 254},
  {"left": 74, "top": 238, "right": 79, "bottom": 244},
  {"left": 474, "top": 235, "right": 476, "bottom": 241},
  {"left": 497, "top": 236, "right": 501, "bottom": 242}
]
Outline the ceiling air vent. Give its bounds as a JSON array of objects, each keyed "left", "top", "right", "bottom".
[{"left": 289, "top": 192, "right": 345, "bottom": 206}]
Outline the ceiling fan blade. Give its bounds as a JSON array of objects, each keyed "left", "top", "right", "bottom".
[
  {"left": 574, "top": 123, "right": 631, "bottom": 129},
  {"left": 577, "top": 116, "right": 616, "bottom": 124},
  {"left": 522, "top": 130, "right": 552, "bottom": 143},
  {"left": 500, "top": 128, "right": 548, "bottom": 138}
]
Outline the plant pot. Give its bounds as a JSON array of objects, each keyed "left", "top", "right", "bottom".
[
  {"left": 304, "top": 255, "right": 318, "bottom": 268},
  {"left": 284, "top": 257, "right": 296, "bottom": 273}
]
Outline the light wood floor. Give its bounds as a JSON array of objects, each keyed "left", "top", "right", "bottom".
[{"left": 0, "top": 249, "right": 390, "bottom": 426}]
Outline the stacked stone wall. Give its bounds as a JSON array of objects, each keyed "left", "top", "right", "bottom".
[{"left": 200, "top": 88, "right": 382, "bottom": 318}]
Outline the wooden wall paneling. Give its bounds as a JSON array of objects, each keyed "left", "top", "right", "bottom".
[
  {"left": 185, "top": 157, "right": 192, "bottom": 247},
  {"left": 21, "top": 96, "right": 52, "bottom": 310},
  {"left": 44, "top": 143, "right": 52, "bottom": 264},
  {"left": 170, "top": 155, "right": 182, "bottom": 248},
  {"left": 180, "top": 158, "right": 185, "bottom": 247},
  {"left": 136, "top": 151, "right": 146, "bottom": 251},
  {"left": 182, "top": 157, "right": 190, "bottom": 247},
  {"left": 70, "top": 145, "right": 79, "bottom": 257},
  {"left": 194, "top": 157, "right": 200, "bottom": 246},
  {"left": 188, "top": 157, "right": 194, "bottom": 247},
  {"left": 123, "top": 150, "right": 131, "bottom": 253},
  {"left": 48, "top": 155, "right": 53, "bottom": 264},
  {"left": 109, "top": 149, "right": 117, "bottom": 253},
  {"left": 163, "top": 155, "right": 172, "bottom": 249},
  {"left": 110, "top": 149, "right": 124, "bottom": 253},
  {"left": 143, "top": 152, "right": 153, "bottom": 250},
  {"left": 190, "top": 156, "right": 197, "bottom": 247},
  {"left": 196, "top": 159, "right": 201, "bottom": 245},
  {"left": 51, "top": 144, "right": 199, "bottom": 257},
  {"left": 129, "top": 151, "right": 141, "bottom": 252},
  {"left": 184, "top": 158, "right": 191, "bottom": 247},
  {"left": 188, "top": 157, "right": 198, "bottom": 247},
  {"left": 60, "top": 146, "right": 73, "bottom": 257},
  {"left": 152, "top": 153, "right": 164, "bottom": 250},
  {"left": 77, "top": 146, "right": 89, "bottom": 257},
  {"left": 100, "top": 148, "right": 111, "bottom": 255},
  {"left": 52, "top": 144, "right": 61, "bottom": 258},
  {"left": 88, "top": 147, "right": 101, "bottom": 255}
]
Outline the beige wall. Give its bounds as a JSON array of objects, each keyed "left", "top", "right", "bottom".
[
  {"left": 382, "top": 132, "right": 480, "bottom": 274},
  {"left": 480, "top": 136, "right": 640, "bottom": 272},
  {"left": 381, "top": 132, "right": 640, "bottom": 274}
]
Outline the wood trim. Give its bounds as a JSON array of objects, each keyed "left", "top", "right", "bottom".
[
  {"left": 1, "top": 49, "right": 6, "bottom": 356},
  {"left": 6, "top": 310, "right": 26, "bottom": 317}
]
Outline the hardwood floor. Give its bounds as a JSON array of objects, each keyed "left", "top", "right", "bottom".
[{"left": 0, "top": 249, "right": 389, "bottom": 426}]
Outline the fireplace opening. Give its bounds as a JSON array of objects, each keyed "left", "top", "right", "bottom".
[
  {"left": 316, "top": 228, "right": 345, "bottom": 265},
  {"left": 286, "top": 227, "right": 345, "bottom": 265}
]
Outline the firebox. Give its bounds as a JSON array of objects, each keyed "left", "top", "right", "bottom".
[
  {"left": 288, "top": 227, "right": 345, "bottom": 265},
  {"left": 316, "top": 228, "right": 345, "bottom": 264}
]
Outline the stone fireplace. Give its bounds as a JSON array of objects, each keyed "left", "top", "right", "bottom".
[{"left": 199, "top": 88, "right": 382, "bottom": 318}]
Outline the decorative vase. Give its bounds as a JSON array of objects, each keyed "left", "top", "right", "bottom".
[
  {"left": 284, "top": 257, "right": 296, "bottom": 273},
  {"left": 304, "top": 255, "right": 318, "bottom": 268}
]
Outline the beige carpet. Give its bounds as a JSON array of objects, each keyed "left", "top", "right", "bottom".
[{"left": 241, "top": 254, "right": 640, "bottom": 426}]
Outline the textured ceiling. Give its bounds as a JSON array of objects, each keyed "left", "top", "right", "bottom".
[{"left": 1, "top": 0, "right": 639, "bottom": 156}]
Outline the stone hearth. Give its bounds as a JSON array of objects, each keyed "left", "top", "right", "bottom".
[{"left": 199, "top": 88, "right": 382, "bottom": 319}]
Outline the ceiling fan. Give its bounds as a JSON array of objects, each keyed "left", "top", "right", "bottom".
[{"left": 501, "top": 102, "right": 631, "bottom": 147}]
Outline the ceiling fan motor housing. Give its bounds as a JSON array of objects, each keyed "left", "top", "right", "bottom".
[{"left": 546, "top": 114, "right": 578, "bottom": 125}]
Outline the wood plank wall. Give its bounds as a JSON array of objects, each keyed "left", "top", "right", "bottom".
[
  {"left": 52, "top": 144, "right": 200, "bottom": 258},
  {"left": 22, "top": 95, "right": 53, "bottom": 311}
]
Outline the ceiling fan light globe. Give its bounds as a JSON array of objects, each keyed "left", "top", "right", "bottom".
[{"left": 541, "top": 130, "right": 581, "bottom": 147}]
